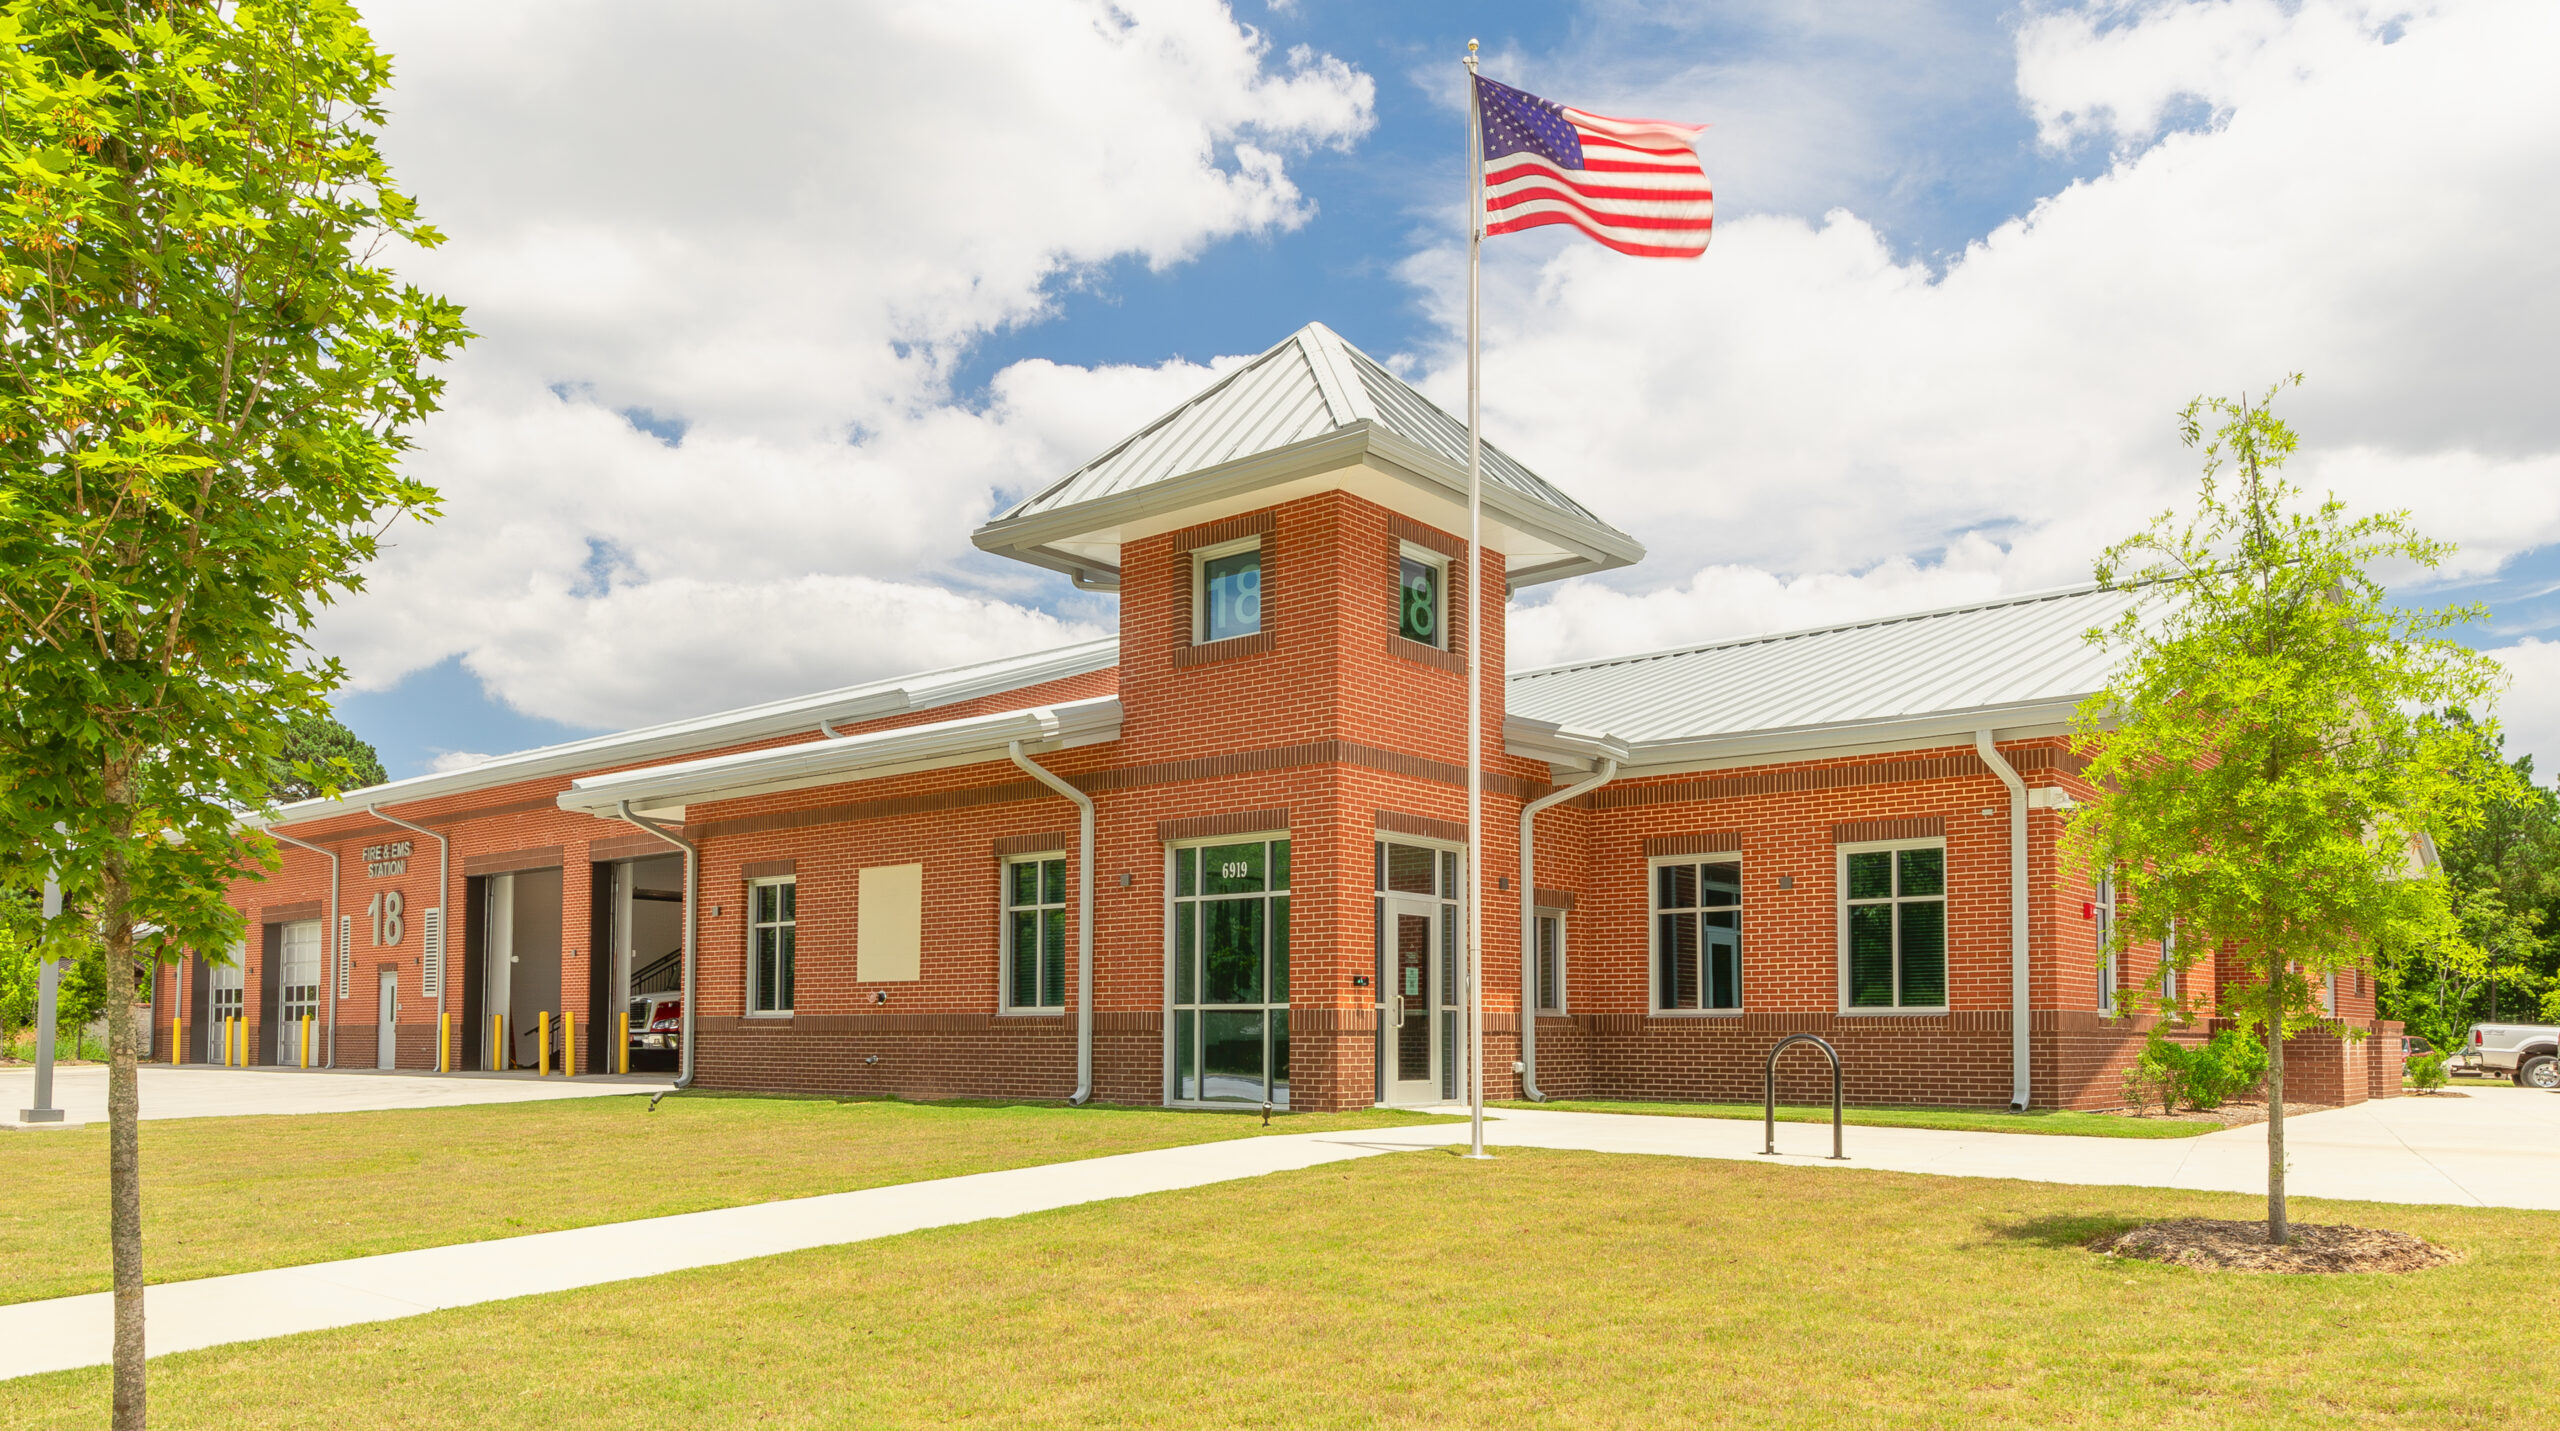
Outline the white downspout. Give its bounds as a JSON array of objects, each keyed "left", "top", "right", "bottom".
[
  {"left": 1974, "top": 731, "right": 2032, "bottom": 1110},
  {"left": 267, "top": 830, "right": 339, "bottom": 1068},
  {"left": 613, "top": 800, "right": 699, "bottom": 1089},
  {"left": 1010, "top": 736, "right": 1095, "bottom": 1106},
  {"left": 1518, "top": 757, "right": 1616, "bottom": 1102},
  {"left": 367, "top": 805, "right": 450, "bottom": 1067}
]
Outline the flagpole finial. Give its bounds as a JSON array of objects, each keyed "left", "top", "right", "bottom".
[{"left": 1465, "top": 37, "right": 1478, "bottom": 73}]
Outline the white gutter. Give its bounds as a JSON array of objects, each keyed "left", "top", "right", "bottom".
[
  {"left": 1007, "top": 738, "right": 1095, "bottom": 1106},
  {"left": 613, "top": 800, "right": 699, "bottom": 1090},
  {"left": 367, "top": 805, "right": 450, "bottom": 1052},
  {"left": 265, "top": 830, "right": 339, "bottom": 1068},
  {"left": 557, "top": 697, "right": 1122, "bottom": 817},
  {"left": 1974, "top": 731, "right": 2032, "bottom": 1110},
  {"left": 257, "top": 640, "right": 1117, "bottom": 830},
  {"left": 1518, "top": 756, "right": 1617, "bottom": 1102}
]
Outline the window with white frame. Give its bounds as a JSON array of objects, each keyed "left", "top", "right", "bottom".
[
  {"left": 1194, "top": 537, "right": 1263, "bottom": 643},
  {"left": 1533, "top": 909, "right": 1566, "bottom": 1013},
  {"left": 1397, "top": 544, "right": 1447, "bottom": 648},
  {"left": 1005, "top": 855, "right": 1067, "bottom": 1010},
  {"left": 748, "top": 878, "right": 796, "bottom": 1014},
  {"left": 1170, "top": 837, "right": 1291, "bottom": 1105},
  {"left": 2093, "top": 874, "right": 2120, "bottom": 1015},
  {"left": 2160, "top": 922, "right": 2179, "bottom": 1005},
  {"left": 1842, "top": 844, "right": 1947, "bottom": 1010},
  {"left": 1655, "top": 859, "right": 1742, "bottom": 1010}
]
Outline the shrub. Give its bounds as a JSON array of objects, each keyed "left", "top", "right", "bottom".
[
  {"left": 2122, "top": 1029, "right": 2187, "bottom": 1115},
  {"left": 2185, "top": 1028, "right": 2269, "bottom": 1109},
  {"left": 2407, "top": 1050, "right": 2449, "bottom": 1092}
]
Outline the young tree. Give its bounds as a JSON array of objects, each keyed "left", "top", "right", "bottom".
[
  {"left": 0, "top": 5, "right": 464, "bottom": 1424},
  {"left": 2066, "top": 380, "right": 2507, "bottom": 1244}
]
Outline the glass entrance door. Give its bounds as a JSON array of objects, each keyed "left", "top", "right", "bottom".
[{"left": 1384, "top": 896, "right": 1440, "bottom": 1104}]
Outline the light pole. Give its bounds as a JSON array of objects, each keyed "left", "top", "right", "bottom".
[{"left": 19, "top": 861, "right": 66, "bottom": 1123}]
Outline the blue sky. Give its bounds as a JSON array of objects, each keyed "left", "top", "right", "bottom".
[{"left": 336, "top": 0, "right": 2560, "bottom": 780}]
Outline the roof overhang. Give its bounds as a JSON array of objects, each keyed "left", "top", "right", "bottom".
[
  {"left": 254, "top": 639, "right": 1120, "bottom": 835},
  {"left": 971, "top": 422, "right": 1644, "bottom": 592},
  {"left": 1506, "top": 697, "right": 2098, "bottom": 778},
  {"left": 557, "top": 697, "right": 1123, "bottom": 819}
]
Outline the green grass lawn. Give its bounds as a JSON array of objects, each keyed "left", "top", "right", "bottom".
[
  {"left": 0, "top": 1093, "right": 1441, "bottom": 1304},
  {"left": 1498, "top": 1096, "right": 2217, "bottom": 1138},
  {"left": 3, "top": 1148, "right": 2546, "bottom": 1428}
]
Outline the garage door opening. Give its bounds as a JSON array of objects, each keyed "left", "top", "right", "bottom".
[
  {"left": 477, "top": 867, "right": 564, "bottom": 1072},
  {"left": 610, "top": 855, "right": 685, "bottom": 1073}
]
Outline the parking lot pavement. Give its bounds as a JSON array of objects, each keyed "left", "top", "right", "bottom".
[{"left": 5, "top": 1064, "right": 672, "bottom": 1127}]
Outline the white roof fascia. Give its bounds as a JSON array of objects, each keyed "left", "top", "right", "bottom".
[
  {"left": 261, "top": 638, "right": 1121, "bottom": 830},
  {"left": 1500, "top": 717, "right": 1631, "bottom": 772},
  {"left": 556, "top": 697, "right": 1123, "bottom": 818},
  {"left": 973, "top": 424, "right": 1641, "bottom": 591},
  {"left": 1597, "top": 699, "right": 2094, "bottom": 776}
]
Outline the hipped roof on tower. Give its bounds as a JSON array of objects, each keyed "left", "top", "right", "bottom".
[{"left": 971, "top": 322, "right": 1643, "bottom": 591}]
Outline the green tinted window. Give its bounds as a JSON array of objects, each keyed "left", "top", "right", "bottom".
[
  {"left": 1846, "top": 851, "right": 1892, "bottom": 901},
  {"left": 1843, "top": 844, "right": 1947, "bottom": 1009},
  {"left": 1398, "top": 555, "right": 1442, "bottom": 645},
  {"left": 1201, "top": 548, "right": 1261, "bottom": 641},
  {"left": 1203, "top": 842, "right": 1263, "bottom": 895}
]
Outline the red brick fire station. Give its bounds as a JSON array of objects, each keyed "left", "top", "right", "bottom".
[{"left": 174, "top": 323, "right": 2402, "bottom": 1110}]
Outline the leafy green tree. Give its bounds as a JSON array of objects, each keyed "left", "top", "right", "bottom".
[
  {"left": 2066, "top": 380, "right": 2508, "bottom": 1244},
  {"left": 0, "top": 4, "right": 464, "bottom": 1422},
  {"left": 2374, "top": 719, "right": 2560, "bottom": 1049},
  {"left": 267, "top": 709, "right": 387, "bottom": 804}
]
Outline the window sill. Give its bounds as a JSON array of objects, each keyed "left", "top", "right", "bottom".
[
  {"left": 1387, "top": 635, "right": 1465, "bottom": 674},
  {"left": 996, "top": 1008, "right": 1066, "bottom": 1019},
  {"left": 1835, "top": 1006, "right": 1950, "bottom": 1018},
  {"left": 1649, "top": 1008, "right": 1746, "bottom": 1019},
  {"left": 1171, "top": 631, "right": 1275, "bottom": 669},
  {"left": 742, "top": 1011, "right": 794, "bottom": 1021}
]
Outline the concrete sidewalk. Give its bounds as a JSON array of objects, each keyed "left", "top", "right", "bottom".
[
  {"left": 0, "top": 1125, "right": 1416, "bottom": 1381},
  {"left": 5, "top": 1088, "right": 2551, "bottom": 1381},
  {"left": 5, "top": 1065, "right": 673, "bottom": 1127},
  {"left": 1467, "top": 1083, "right": 2560, "bottom": 1210}
]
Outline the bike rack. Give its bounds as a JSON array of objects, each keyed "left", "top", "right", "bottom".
[{"left": 1761, "top": 1033, "right": 1848, "bottom": 1160}]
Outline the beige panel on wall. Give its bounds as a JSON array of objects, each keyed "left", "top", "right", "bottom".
[{"left": 857, "top": 864, "right": 924, "bottom": 983}]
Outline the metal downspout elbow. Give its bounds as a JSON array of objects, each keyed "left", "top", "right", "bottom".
[
  {"left": 1518, "top": 757, "right": 1616, "bottom": 1103},
  {"left": 1974, "top": 731, "right": 2031, "bottom": 1110},
  {"left": 614, "top": 800, "right": 699, "bottom": 1090},
  {"left": 1009, "top": 738, "right": 1095, "bottom": 1106}
]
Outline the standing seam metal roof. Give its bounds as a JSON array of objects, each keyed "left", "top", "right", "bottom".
[
  {"left": 1505, "top": 584, "right": 2145, "bottom": 745},
  {"left": 995, "top": 322, "right": 1610, "bottom": 531}
]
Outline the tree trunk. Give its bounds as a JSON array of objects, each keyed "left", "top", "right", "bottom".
[
  {"left": 103, "top": 770, "right": 148, "bottom": 1430},
  {"left": 2265, "top": 971, "right": 2288, "bottom": 1246}
]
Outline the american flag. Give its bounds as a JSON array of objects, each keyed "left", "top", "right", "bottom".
[{"left": 1475, "top": 76, "right": 1713, "bottom": 259}]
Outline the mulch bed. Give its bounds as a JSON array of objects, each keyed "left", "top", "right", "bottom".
[{"left": 2094, "top": 1218, "right": 2459, "bottom": 1274}]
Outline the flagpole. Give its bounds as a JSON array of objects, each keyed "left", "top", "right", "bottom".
[{"left": 1462, "top": 38, "right": 1489, "bottom": 1161}]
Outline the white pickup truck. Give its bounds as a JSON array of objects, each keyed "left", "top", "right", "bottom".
[{"left": 2468, "top": 1023, "right": 2559, "bottom": 1089}]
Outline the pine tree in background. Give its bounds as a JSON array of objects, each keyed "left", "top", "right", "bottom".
[{"left": 268, "top": 710, "right": 389, "bottom": 804}]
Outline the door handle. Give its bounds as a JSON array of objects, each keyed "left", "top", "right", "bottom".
[{"left": 1389, "top": 993, "right": 1405, "bottom": 1026}]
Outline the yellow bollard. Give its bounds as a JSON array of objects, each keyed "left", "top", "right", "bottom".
[
  {"left": 617, "top": 1011, "right": 630, "bottom": 1075},
  {"left": 538, "top": 1010, "right": 550, "bottom": 1077},
  {"left": 437, "top": 1012, "right": 450, "bottom": 1073},
  {"left": 173, "top": 1016, "right": 184, "bottom": 1065},
  {"left": 301, "top": 1016, "right": 312, "bottom": 1069},
  {"left": 492, "top": 1014, "right": 504, "bottom": 1073},
  {"left": 564, "top": 1010, "right": 576, "bottom": 1078}
]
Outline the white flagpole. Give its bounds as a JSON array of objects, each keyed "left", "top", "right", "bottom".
[{"left": 1463, "top": 39, "right": 1489, "bottom": 1160}]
